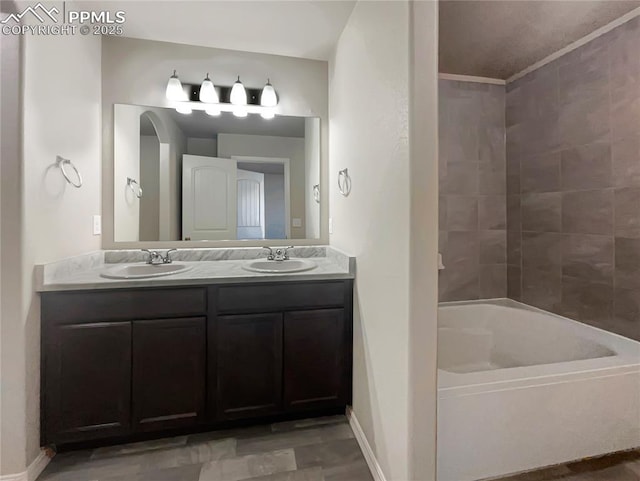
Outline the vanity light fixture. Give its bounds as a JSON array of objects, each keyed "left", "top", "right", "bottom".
[
  {"left": 175, "top": 104, "right": 192, "bottom": 115},
  {"left": 260, "top": 79, "right": 277, "bottom": 119},
  {"left": 260, "top": 109, "right": 275, "bottom": 120},
  {"left": 233, "top": 107, "right": 248, "bottom": 118},
  {"left": 230, "top": 76, "right": 247, "bottom": 106},
  {"left": 260, "top": 79, "right": 278, "bottom": 107},
  {"left": 199, "top": 73, "right": 219, "bottom": 103},
  {"left": 165, "top": 70, "right": 185, "bottom": 101},
  {"left": 167, "top": 72, "right": 278, "bottom": 118}
]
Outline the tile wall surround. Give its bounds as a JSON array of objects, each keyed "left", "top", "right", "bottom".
[
  {"left": 506, "top": 16, "right": 640, "bottom": 340},
  {"left": 438, "top": 79, "right": 507, "bottom": 301}
]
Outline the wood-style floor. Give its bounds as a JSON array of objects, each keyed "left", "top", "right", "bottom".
[
  {"left": 38, "top": 415, "right": 640, "bottom": 481},
  {"left": 38, "top": 415, "right": 374, "bottom": 481},
  {"left": 495, "top": 449, "right": 640, "bottom": 481}
]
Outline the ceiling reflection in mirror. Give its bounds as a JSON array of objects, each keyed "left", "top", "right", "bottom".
[{"left": 113, "top": 104, "right": 321, "bottom": 242}]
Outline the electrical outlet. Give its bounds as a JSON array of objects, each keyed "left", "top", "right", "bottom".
[
  {"left": 92, "top": 215, "right": 102, "bottom": 236},
  {"left": 292, "top": 218, "right": 302, "bottom": 228}
]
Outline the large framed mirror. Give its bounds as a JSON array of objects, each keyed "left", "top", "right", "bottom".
[{"left": 111, "top": 104, "right": 321, "bottom": 244}]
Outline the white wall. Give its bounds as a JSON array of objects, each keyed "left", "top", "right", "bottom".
[
  {"left": 218, "top": 133, "right": 307, "bottom": 239},
  {"left": 114, "top": 104, "right": 142, "bottom": 241},
  {"left": 408, "top": 2, "right": 439, "bottom": 479},
  {"left": 102, "top": 36, "right": 329, "bottom": 247},
  {"left": 139, "top": 135, "right": 160, "bottom": 241},
  {"left": 187, "top": 137, "right": 217, "bottom": 157},
  {"left": 113, "top": 104, "right": 186, "bottom": 242},
  {"left": 1, "top": 11, "right": 26, "bottom": 475},
  {"left": 304, "top": 118, "right": 321, "bottom": 238},
  {"left": 0, "top": 29, "right": 102, "bottom": 475},
  {"left": 329, "top": 1, "right": 439, "bottom": 479}
]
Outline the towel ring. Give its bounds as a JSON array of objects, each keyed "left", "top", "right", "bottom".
[
  {"left": 127, "top": 177, "right": 143, "bottom": 199},
  {"left": 338, "top": 169, "right": 351, "bottom": 197},
  {"left": 313, "top": 184, "right": 320, "bottom": 204},
  {"left": 56, "top": 156, "right": 82, "bottom": 188}
]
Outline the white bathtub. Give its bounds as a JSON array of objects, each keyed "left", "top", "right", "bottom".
[{"left": 437, "top": 299, "right": 640, "bottom": 481}]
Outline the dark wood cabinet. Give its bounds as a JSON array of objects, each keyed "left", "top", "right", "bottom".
[
  {"left": 41, "top": 279, "right": 353, "bottom": 447},
  {"left": 132, "top": 317, "right": 206, "bottom": 432},
  {"left": 43, "top": 321, "right": 131, "bottom": 444},
  {"left": 284, "top": 309, "right": 349, "bottom": 410},
  {"left": 217, "top": 313, "right": 283, "bottom": 420}
]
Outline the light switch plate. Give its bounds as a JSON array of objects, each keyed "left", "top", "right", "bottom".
[
  {"left": 329, "top": 217, "right": 333, "bottom": 234},
  {"left": 92, "top": 215, "right": 102, "bottom": 235},
  {"left": 292, "top": 218, "right": 302, "bottom": 228}
]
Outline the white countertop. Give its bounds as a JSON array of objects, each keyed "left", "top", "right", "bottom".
[{"left": 36, "top": 248, "right": 355, "bottom": 292}]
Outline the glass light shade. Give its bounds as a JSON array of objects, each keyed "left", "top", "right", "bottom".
[
  {"left": 260, "top": 109, "right": 275, "bottom": 120},
  {"left": 260, "top": 80, "right": 277, "bottom": 107},
  {"left": 175, "top": 104, "right": 192, "bottom": 114},
  {"left": 230, "top": 76, "right": 247, "bottom": 106},
  {"left": 233, "top": 106, "right": 248, "bottom": 118},
  {"left": 205, "top": 106, "right": 220, "bottom": 117},
  {"left": 199, "top": 74, "right": 218, "bottom": 103},
  {"left": 165, "top": 70, "right": 184, "bottom": 101}
]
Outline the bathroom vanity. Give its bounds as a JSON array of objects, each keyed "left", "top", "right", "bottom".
[{"left": 38, "top": 251, "right": 354, "bottom": 448}]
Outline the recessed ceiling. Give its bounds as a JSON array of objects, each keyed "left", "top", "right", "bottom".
[
  {"left": 439, "top": 1, "right": 640, "bottom": 80},
  {"left": 78, "top": 0, "right": 356, "bottom": 61}
]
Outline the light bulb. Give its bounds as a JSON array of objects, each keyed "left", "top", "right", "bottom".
[
  {"left": 230, "top": 76, "right": 247, "bottom": 106},
  {"left": 260, "top": 109, "right": 275, "bottom": 120},
  {"left": 260, "top": 79, "right": 277, "bottom": 107},
  {"left": 233, "top": 106, "right": 248, "bottom": 118},
  {"left": 205, "top": 106, "right": 220, "bottom": 117},
  {"left": 175, "top": 104, "right": 192, "bottom": 114},
  {"left": 165, "top": 70, "right": 184, "bottom": 101},
  {"left": 199, "top": 73, "right": 218, "bottom": 103}
]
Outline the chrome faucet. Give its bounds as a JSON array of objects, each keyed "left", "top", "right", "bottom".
[
  {"left": 142, "top": 249, "right": 177, "bottom": 265},
  {"left": 263, "top": 246, "right": 294, "bottom": 261}
]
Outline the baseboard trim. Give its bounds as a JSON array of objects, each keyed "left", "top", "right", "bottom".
[
  {"left": 346, "top": 406, "right": 388, "bottom": 481},
  {"left": 0, "top": 450, "right": 52, "bottom": 481}
]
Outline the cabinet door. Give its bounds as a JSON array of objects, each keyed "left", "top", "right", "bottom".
[
  {"left": 132, "top": 318, "right": 206, "bottom": 432},
  {"left": 217, "top": 313, "right": 283, "bottom": 419},
  {"left": 43, "top": 322, "right": 131, "bottom": 444},
  {"left": 284, "top": 309, "right": 349, "bottom": 410}
]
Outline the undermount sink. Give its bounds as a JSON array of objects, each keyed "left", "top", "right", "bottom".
[
  {"left": 243, "top": 259, "right": 316, "bottom": 274},
  {"left": 100, "top": 263, "right": 191, "bottom": 279}
]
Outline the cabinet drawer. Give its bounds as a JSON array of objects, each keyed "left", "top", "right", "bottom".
[
  {"left": 216, "top": 281, "right": 346, "bottom": 313},
  {"left": 42, "top": 288, "right": 207, "bottom": 324}
]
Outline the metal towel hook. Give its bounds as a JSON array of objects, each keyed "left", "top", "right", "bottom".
[
  {"left": 313, "top": 184, "right": 320, "bottom": 204},
  {"left": 56, "top": 156, "right": 82, "bottom": 188},
  {"left": 127, "top": 177, "right": 143, "bottom": 199},
  {"left": 338, "top": 169, "right": 351, "bottom": 197}
]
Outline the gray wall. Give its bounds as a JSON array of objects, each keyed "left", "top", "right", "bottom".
[
  {"left": 438, "top": 80, "right": 507, "bottom": 301},
  {"left": 506, "top": 17, "right": 640, "bottom": 340}
]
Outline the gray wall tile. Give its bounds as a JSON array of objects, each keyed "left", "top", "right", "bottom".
[
  {"left": 521, "top": 193, "right": 562, "bottom": 232},
  {"left": 439, "top": 80, "right": 507, "bottom": 301},
  {"left": 521, "top": 153, "right": 561, "bottom": 193},
  {"left": 614, "top": 187, "right": 640, "bottom": 238},
  {"left": 612, "top": 135, "right": 640, "bottom": 187},
  {"left": 562, "top": 190, "right": 613, "bottom": 235},
  {"left": 561, "top": 234, "right": 614, "bottom": 284},
  {"left": 505, "top": 17, "right": 640, "bottom": 340},
  {"left": 560, "top": 143, "right": 612, "bottom": 190}
]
